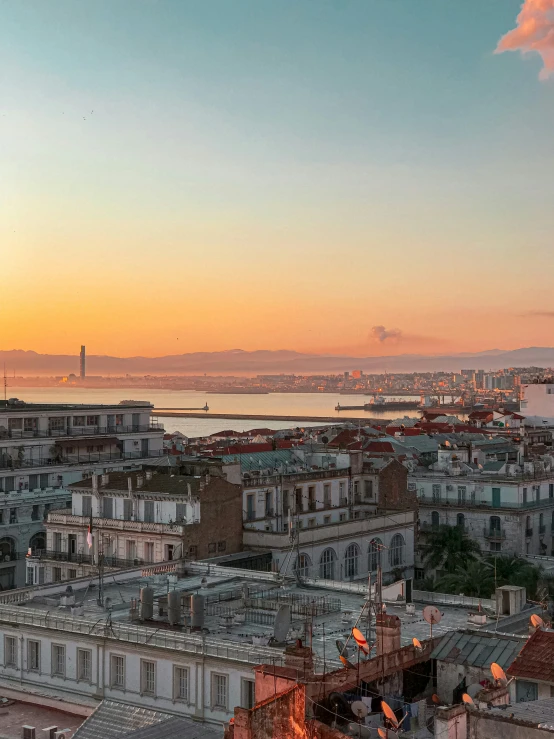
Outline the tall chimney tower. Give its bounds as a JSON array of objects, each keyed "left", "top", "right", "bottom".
[{"left": 80, "top": 345, "right": 86, "bottom": 380}]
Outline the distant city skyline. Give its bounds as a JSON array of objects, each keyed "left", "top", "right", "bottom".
[{"left": 2, "top": 0, "right": 554, "bottom": 357}]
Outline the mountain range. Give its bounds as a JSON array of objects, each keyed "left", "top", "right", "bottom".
[{"left": 2, "top": 347, "right": 554, "bottom": 375}]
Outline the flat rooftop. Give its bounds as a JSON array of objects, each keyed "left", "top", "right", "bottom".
[
  {"left": 8, "top": 564, "right": 513, "bottom": 670},
  {"left": 0, "top": 400, "right": 153, "bottom": 412},
  {"left": 0, "top": 700, "right": 85, "bottom": 739},
  {"left": 68, "top": 470, "right": 203, "bottom": 495}
]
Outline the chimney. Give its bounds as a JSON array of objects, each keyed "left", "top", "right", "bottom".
[
  {"left": 136, "top": 474, "right": 144, "bottom": 489},
  {"left": 435, "top": 705, "right": 467, "bottom": 739},
  {"left": 376, "top": 613, "right": 401, "bottom": 656},
  {"left": 284, "top": 640, "right": 313, "bottom": 677}
]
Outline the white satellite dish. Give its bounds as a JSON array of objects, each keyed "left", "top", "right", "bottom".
[
  {"left": 422, "top": 605, "right": 443, "bottom": 638},
  {"left": 351, "top": 700, "right": 369, "bottom": 718}
]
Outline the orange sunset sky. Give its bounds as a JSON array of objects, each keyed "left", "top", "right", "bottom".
[{"left": 2, "top": 1, "right": 554, "bottom": 359}]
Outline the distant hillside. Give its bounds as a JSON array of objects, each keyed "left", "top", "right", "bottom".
[{"left": 2, "top": 346, "right": 554, "bottom": 375}]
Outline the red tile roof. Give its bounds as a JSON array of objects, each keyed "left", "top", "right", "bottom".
[{"left": 506, "top": 628, "right": 554, "bottom": 683}]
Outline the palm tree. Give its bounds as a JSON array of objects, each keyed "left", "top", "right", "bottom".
[
  {"left": 437, "top": 560, "right": 495, "bottom": 599},
  {"left": 420, "top": 524, "right": 481, "bottom": 574},
  {"left": 486, "top": 555, "right": 543, "bottom": 599}
]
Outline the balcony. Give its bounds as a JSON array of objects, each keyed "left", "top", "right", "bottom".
[
  {"left": 0, "top": 424, "right": 164, "bottom": 441},
  {"left": 47, "top": 512, "right": 188, "bottom": 534},
  {"left": 31, "top": 550, "right": 148, "bottom": 569},
  {"left": 0, "top": 449, "right": 165, "bottom": 471},
  {"left": 483, "top": 527, "right": 506, "bottom": 540}
]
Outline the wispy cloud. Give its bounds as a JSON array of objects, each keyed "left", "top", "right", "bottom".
[
  {"left": 496, "top": 0, "right": 554, "bottom": 80},
  {"left": 369, "top": 325, "right": 403, "bottom": 343},
  {"left": 520, "top": 310, "right": 554, "bottom": 317}
]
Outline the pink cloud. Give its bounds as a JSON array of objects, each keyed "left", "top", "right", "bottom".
[{"left": 496, "top": 0, "right": 554, "bottom": 79}]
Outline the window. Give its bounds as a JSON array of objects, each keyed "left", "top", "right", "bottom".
[
  {"left": 540, "top": 513, "right": 545, "bottom": 533},
  {"left": 432, "top": 484, "right": 441, "bottom": 502},
  {"left": 141, "top": 660, "right": 156, "bottom": 695},
  {"left": 173, "top": 666, "right": 189, "bottom": 701},
  {"left": 52, "top": 644, "right": 66, "bottom": 677},
  {"left": 73, "top": 416, "right": 86, "bottom": 426},
  {"left": 294, "top": 553, "right": 311, "bottom": 578},
  {"left": 344, "top": 543, "right": 360, "bottom": 579},
  {"left": 339, "top": 512, "right": 347, "bottom": 522},
  {"left": 86, "top": 416, "right": 99, "bottom": 426},
  {"left": 323, "top": 484, "right": 331, "bottom": 506},
  {"left": 456, "top": 513, "right": 465, "bottom": 528},
  {"left": 27, "top": 640, "right": 40, "bottom": 671},
  {"left": 490, "top": 542, "right": 502, "bottom": 552},
  {"left": 536, "top": 486, "right": 541, "bottom": 503},
  {"left": 126, "top": 540, "right": 136, "bottom": 560},
  {"left": 339, "top": 482, "right": 345, "bottom": 502},
  {"left": 369, "top": 539, "right": 382, "bottom": 572},
  {"left": 308, "top": 518, "right": 316, "bottom": 528},
  {"left": 282, "top": 489, "right": 290, "bottom": 514},
  {"left": 265, "top": 490, "right": 273, "bottom": 515},
  {"left": 353, "top": 481, "right": 359, "bottom": 495},
  {"left": 9, "top": 508, "right": 17, "bottom": 524},
  {"left": 457, "top": 486, "right": 466, "bottom": 505},
  {"left": 0, "top": 511, "right": 3, "bottom": 524},
  {"left": 110, "top": 655, "right": 125, "bottom": 688},
  {"left": 4, "top": 636, "right": 17, "bottom": 667},
  {"left": 319, "top": 548, "right": 337, "bottom": 580},
  {"left": 246, "top": 494, "right": 255, "bottom": 521},
  {"left": 364, "top": 480, "right": 374, "bottom": 499},
  {"left": 103, "top": 497, "right": 114, "bottom": 519},
  {"left": 431, "top": 511, "right": 440, "bottom": 527},
  {"left": 490, "top": 515, "right": 501, "bottom": 532},
  {"left": 550, "top": 484, "right": 554, "bottom": 499},
  {"left": 31, "top": 505, "right": 40, "bottom": 521},
  {"left": 68, "top": 569, "right": 77, "bottom": 579},
  {"left": 145, "top": 542, "right": 154, "bottom": 563},
  {"left": 324, "top": 515, "right": 331, "bottom": 525},
  {"left": 241, "top": 678, "right": 255, "bottom": 709},
  {"left": 123, "top": 498, "right": 132, "bottom": 520},
  {"left": 218, "top": 540, "right": 226, "bottom": 552},
  {"left": 143, "top": 501, "right": 154, "bottom": 523},
  {"left": 212, "top": 673, "right": 228, "bottom": 710},
  {"left": 189, "top": 545, "right": 197, "bottom": 559},
  {"left": 77, "top": 648, "right": 92, "bottom": 681},
  {"left": 389, "top": 534, "right": 405, "bottom": 567},
  {"left": 53, "top": 532, "right": 62, "bottom": 552},
  {"left": 523, "top": 487, "right": 528, "bottom": 504},
  {"left": 208, "top": 542, "right": 216, "bottom": 553},
  {"left": 53, "top": 567, "right": 62, "bottom": 582},
  {"left": 175, "top": 503, "right": 186, "bottom": 522}
]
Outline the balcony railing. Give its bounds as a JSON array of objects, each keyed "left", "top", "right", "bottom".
[
  {"left": 242, "top": 467, "right": 348, "bottom": 488},
  {"left": 31, "top": 550, "right": 149, "bottom": 569},
  {"left": 47, "top": 512, "right": 188, "bottom": 534},
  {"left": 0, "top": 424, "right": 164, "bottom": 441},
  {"left": 483, "top": 527, "right": 506, "bottom": 540},
  {"left": 0, "top": 449, "right": 165, "bottom": 471}
]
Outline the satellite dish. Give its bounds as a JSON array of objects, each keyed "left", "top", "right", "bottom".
[
  {"left": 339, "top": 654, "right": 355, "bottom": 670},
  {"left": 423, "top": 606, "right": 442, "bottom": 625},
  {"left": 462, "top": 693, "right": 474, "bottom": 706},
  {"left": 530, "top": 613, "right": 545, "bottom": 628},
  {"left": 273, "top": 604, "right": 291, "bottom": 642},
  {"left": 490, "top": 662, "right": 507, "bottom": 684},
  {"left": 467, "top": 683, "right": 482, "bottom": 699},
  {"left": 381, "top": 700, "right": 399, "bottom": 728},
  {"left": 432, "top": 694, "right": 440, "bottom": 704},
  {"left": 351, "top": 700, "right": 369, "bottom": 718},
  {"left": 412, "top": 637, "right": 422, "bottom": 650},
  {"left": 352, "top": 627, "right": 370, "bottom": 655}
]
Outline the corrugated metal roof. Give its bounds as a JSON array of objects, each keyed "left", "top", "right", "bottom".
[
  {"left": 431, "top": 631, "right": 522, "bottom": 670},
  {"left": 73, "top": 700, "right": 222, "bottom": 739},
  {"left": 221, "top": 449, "right": 298, "bottom": 472},
  {"left": 490, "top": 696, "right": 554, "bottom": 726}
]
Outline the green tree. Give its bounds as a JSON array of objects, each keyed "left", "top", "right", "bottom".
[
  {"left": 420, "top": 524, "right": 481, "bottom": 574},
  {"left": 437, "top": 560, "right": 495, "bottom": 599},
  {"left": 487, "top": 555, "right": 543, "bottom": 600}
]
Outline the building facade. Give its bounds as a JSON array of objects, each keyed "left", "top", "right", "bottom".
[{"left": 0, "top": 399, "right": 165, "bottom": 589}]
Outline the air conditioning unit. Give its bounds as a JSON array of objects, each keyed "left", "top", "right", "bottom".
[
  {"left": 43, "top": 728, "right": 58, "bottom": 739},
  {"left": 22, "top": 728, "right": 36, "bottom": 739},
  {"left": 54, "top": 733, "right": 70, "bottom": 739}
]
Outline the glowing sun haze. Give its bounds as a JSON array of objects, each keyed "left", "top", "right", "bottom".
[{"left": 1, "top": 0, "right": 554, "bottom": 359}]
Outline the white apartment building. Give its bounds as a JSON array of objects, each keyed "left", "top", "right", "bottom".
[
  {"left": 221, "top": 448, "right": 416, "bottom": 584},
  {"left": 0, "top": 398, "right": 164, "bottom": 589},
  {"left": 521, "top": 382, "right": 554, "bottom": 417},
  {"left": 411, "top": 450, "right": 554, "bottom": 569}
]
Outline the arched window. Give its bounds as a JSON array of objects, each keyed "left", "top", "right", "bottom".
[
  {"left": 368, "top": 538, "right": 383, "bottom": 572},
  {"left": 29, "top": 532, "right": 46, "bottom": 555},
  {"left": 294, "top": 553, "right": 312, "bottom": 578},
  {"left": 0, "top": 537, "right": 16, "bottom": 561},
  {"left": 344, "top": 543, "right": 360, "bottom": 579},
  {"left": 389, "top": 534, "right": 405, "bottom": 567},
  {"left": 490, "top": 515, "right": 501, "bottom": 532},
  {"left": 456, "top": 513, "right": 465, "bottom": 528},
  {"left": 526, "top": 515, "right": 531, "bottom": 531},
  {"left": 320, "top": 548, "right": 337, "bottom": 580},
  {"left": 431, "top": 511, "right": 440, "bottom": 527}
]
